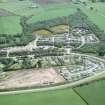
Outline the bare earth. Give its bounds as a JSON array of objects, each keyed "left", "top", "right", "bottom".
[
  {"left": 33, "top": 0, "right": 70, "bottom": 5},
  {"left": 0, "top": 68, "right": 65, "bottom": 90},
  {"left": 0, "top": 9, "right": 13, "bottom": 16}
]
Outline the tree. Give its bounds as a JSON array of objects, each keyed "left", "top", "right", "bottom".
[
  {"left": 97, "top": 43, "right": 105, "bottom": 56},
  {"left": 91, "top": 0, "right": 96, "bottom": 3},
  {"left": 37, "top": 60, "right": 42, "bottom": 68},
  {"left": 90, "top": 7, "right": 94, "bottom": 10}
]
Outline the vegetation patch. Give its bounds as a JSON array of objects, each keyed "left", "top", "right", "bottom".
[
  {"left": 0, "top": 16, "right": 22, "bottom": 35},
  {"left": 0, "top": 9, "right": 14, "bottom": 16},
  {"left": 74, "top": 79, "right": 105, "bottom": 105},
  {"left": 0, "top": 89, "right": 87, "bottom": 105},
  {"left": 32, "top": 29, "right": 52, "bottom": 36},
  {"left": 50, "top": 24, "right": 69, "bottom": 34}
]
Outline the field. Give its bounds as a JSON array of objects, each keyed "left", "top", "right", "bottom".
[
  {"left": 32, "top": 24, "right": 69, "bottom": 35},
  {"left": 0, "top": 68, "right": 65, "bottom": 90},
  {"left": 27, "top": 4, "right": 76, "bottom": 24},
  {"left": 0, "top": 16, "right": 22, "bottom": 34},
  {"left": 0, "top": 79, "right": 105, "bottom": 105},
  {"left": 75, "top": 79, "right": 105, "bottom": 105},
  {"left": 50, "top": 24, "right": 69, "bottom": 34},
  {"left": 32, "top": 29, "right": 52, "bottom": 36},
  {"left": 0, "top": 1, "right": 105, "bottom": 34},
  {"left": 0, "top": 89, "right": 87, "bottom": 105},
  {"left": 0, "top": 9, "right": 13, "bottom": 16},
  {"left": 0, "top": 1, "right": 105, "bottom": 105},
  {"left": 0, "top": 0, "right": 76, "bottom": 35},
  {"left": 79, "top": 3, "right": 105, "bottom": 31},
  {"left": 0, "top": 0, "right": 43, "bottom": 17},
  {"left": 32, "top": 0, "right": 71, "bottom": 5}
]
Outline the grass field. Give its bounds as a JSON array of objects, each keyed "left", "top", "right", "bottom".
[
  {"left": 27, "top": 3, "right": 77, "bottom": 24},
  {"left": 79, "top": 3, "right": 105, "bottom": 32},
  {"left": 0, "top": 1, "right": 105, "bottom": 34},
  {"left": 0, "top": 16, "right": 22, "bottom": 34},
  {"left": 0, "top": 0, "right": 43, "bottom": 17},
  {"left": 0, "top": 89, "right": 87, "bottom": 105},
  {"left": 75, "top": 79, "right": 105, "bottom": 105}
]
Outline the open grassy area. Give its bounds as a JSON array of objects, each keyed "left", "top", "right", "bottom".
[
  {"left": 0, "top": 16, "right": 22, "bottom": 34},
  {"left": 27, "top": 4, "right": 77, "bottom": 24},
  {"left": 79, "top": 3, "right": 105, "bottom": 32},
  {"left": 0, "top": 1, "right": 105, "bottom": 34},
  {"left": 0, "top": 0, "right": 43, "bottom": 17},
  {"left": 75, "top": 79, "right": 105, "bottom": 105},
  {"left": 0, "top": 89, "right": 86, "bottom": 105}
]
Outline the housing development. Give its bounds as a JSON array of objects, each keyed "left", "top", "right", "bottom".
[{"left": 0, "top": 0, "right": 105, "bottom": 105}]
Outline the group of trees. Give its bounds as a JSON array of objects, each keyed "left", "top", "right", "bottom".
[
  {"left": 90, "top": 0, "right": 105, "bottom": 2},
  {"left": 0, "top": 34, "right": 35, "bottom": 48},
  {"left": 6, "top": 48, "right": 64, "bottom": 57},
  {"left": 0, "top": 47, "right": 64, "bottom": 71}
]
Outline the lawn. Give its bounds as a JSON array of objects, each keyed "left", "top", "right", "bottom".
[
  {"left": 0, "top": 89, "right": 86, "bottom": 105},
  {"left": 0, "top": 16, "right": 22, "bottom": 35},
  {"left": 75, "top": 79, "right": 105, "bottom": 105}
]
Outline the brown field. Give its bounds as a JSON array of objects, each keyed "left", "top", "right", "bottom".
[
  {"left": 33, "top": 0, "right": 71, "bottom": 5},
  {"left": 32, "top": 29, "right": 52, "bottom": 36},
  {"left": 0, "top": 9, "right": 13, "bottom": 16},
  {"left": 0, "top": 68, "right": 65, "bottom": 90},
  {"left": 50, "top": 24, "right": 69, "bottom": 34}
]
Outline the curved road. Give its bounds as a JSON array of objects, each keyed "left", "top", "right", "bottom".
[{"left": 0, "top": 53, "right": 105, "bottom": 95}]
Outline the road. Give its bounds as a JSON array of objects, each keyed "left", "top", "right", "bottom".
[{"left": 0, "top": 53, "right": 105, "bottom": 95}]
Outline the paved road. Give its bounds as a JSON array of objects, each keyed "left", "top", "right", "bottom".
[{"left": 76, "top": 36, "right": 85, "bottom": 49}]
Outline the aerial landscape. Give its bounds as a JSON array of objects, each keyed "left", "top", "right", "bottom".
[{"left": 0, "top": 0, "right": 105, "bottom": 105}]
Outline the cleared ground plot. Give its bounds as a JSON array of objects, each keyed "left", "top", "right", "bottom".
[{"left": 0, "top": 68, "right": 65, "bottom": 89}]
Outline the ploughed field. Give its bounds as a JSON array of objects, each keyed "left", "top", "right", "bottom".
[
  {"left": 32, "top": 0, "right": 71, "bottom": 5},
  {"left": 0, "top": 68, "right": 65, "bottom": 90}
]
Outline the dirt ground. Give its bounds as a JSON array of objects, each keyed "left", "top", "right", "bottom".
[
  {"left": 0, "top": 9, "right": 13, "bottom": 16},
  {"left": 33, "top": 0, "right": 71, "bottom": 5},
  {"left": 0, "top": 68, "right": 65, "bottom": 90}
]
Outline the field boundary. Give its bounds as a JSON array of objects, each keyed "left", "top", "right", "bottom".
[{"left": 73, "top": 88, "right": 89, "bottom": 105}]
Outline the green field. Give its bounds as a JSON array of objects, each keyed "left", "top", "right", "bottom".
[
  {"left": 79, "top": 3, "right": 105, "bottom": 31},
  {"left": 1, "top": 79, "right": 105, "bottom": 105},
  {"left": 0, "top": 0, "right": 43, "bottom": 17},
  {"left": 75, "top": 79, "right": 105, "bottom": 105},
  {"left": 0, "top": 1, "right": 77, "bottom": 35},
  {"left": 0, "top": 89, "right": 86, "bottom": 105},
  {"left": 0, "top": 16, "right": 22, "bottom": 34},
  {"left": 0, "top": 2, "right": 105, "bottom": 105},
  {"left": 1, "top": 1, "right": 105, "bottom": 34},
  {"left": 27, "top": 4, "right": 77, "bottom": 24}
]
